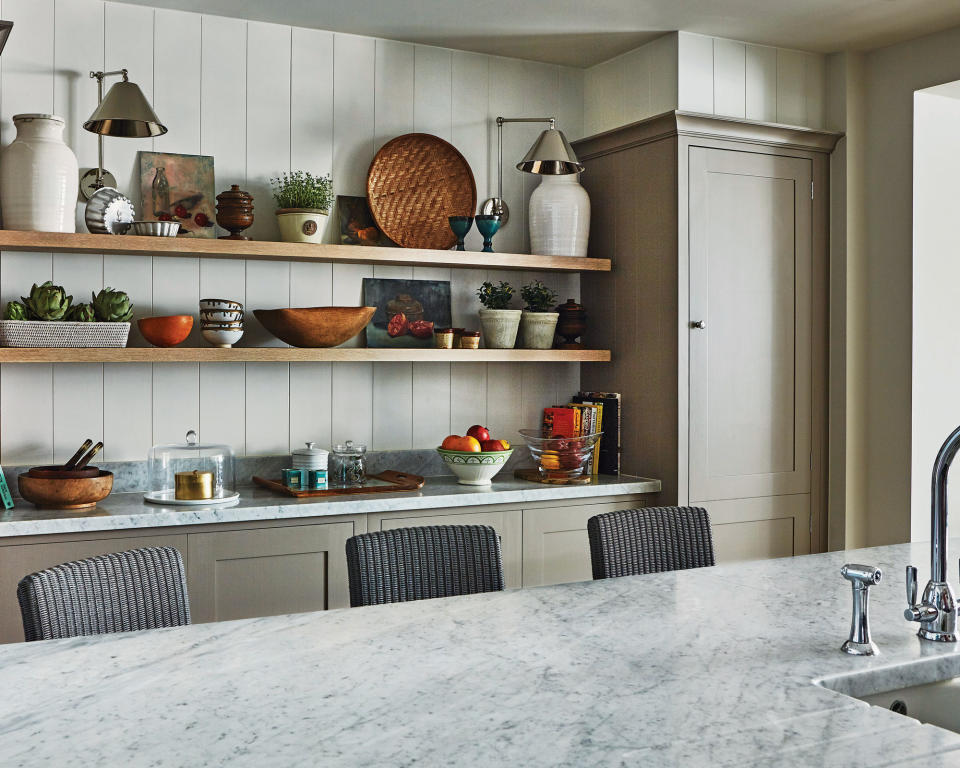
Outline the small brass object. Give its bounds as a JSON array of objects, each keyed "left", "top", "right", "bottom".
[{"left": 175, "top": 470, "right": 213, "bottom": 500}]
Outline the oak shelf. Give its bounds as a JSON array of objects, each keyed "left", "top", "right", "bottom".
[
  {"left": 0, "top": 230, "right": 611, "bottom": 273},
  {"left": 0, "top": 347, "right": 611, "bottom": 363}
]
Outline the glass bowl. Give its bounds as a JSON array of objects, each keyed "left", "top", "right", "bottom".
[{"left": 517, "top": 429, "right": 603, "bottom": 479}]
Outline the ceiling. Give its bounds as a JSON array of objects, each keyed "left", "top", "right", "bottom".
[{"left": 117, "top": 0, "right": 960, "bottom": 67}]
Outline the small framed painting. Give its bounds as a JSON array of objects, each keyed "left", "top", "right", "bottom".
[
  {"left": 362, "top": 278, "right": 452, "bottom": 348},
  {"left": 337, "top": 195, "right": 397, "bottom": 247},
  {"left": 138, "top": 151, "right": 216, "bottom": 238}
]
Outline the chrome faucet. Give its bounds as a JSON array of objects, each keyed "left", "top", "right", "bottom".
[
  {"left": 841, "top": 563, "right": 882, "bottom": 655},
  {"left": 904, "top": 424, "right": 960, "bottom": 642}
]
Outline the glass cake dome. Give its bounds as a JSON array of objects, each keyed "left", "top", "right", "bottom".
[{"left": 144, "top": 429, "right": 238, "bottom": 505}]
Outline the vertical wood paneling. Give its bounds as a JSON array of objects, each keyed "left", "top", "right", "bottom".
[
  {"left": 489, "top": 57, "right": 527, "bottom": 255},
  {"left": 804, "top": 52, "right": 826, "bottom": 129},
  {"left": 371, "top": 265, "right": 413, "bottom": 449},
  {"left": 713, "top": 39, "right": 746, "bottom": 118},
  {"left": 153, "top": 9, "right": 201, "bottom": 154},
  {"left": 557, "top": 66, "right": 585, "bottom": 141},
  {"left": 153, "top": 363, "right": 200, "bottom": 444},
  {"left": 290, "top": 360, "right": 332, "bottom": 451},
  {"left": 331, "top": 363, "right": 373, "bottom": 447},
  {"left": 414, "top": 45, "right": 452, "bottom": 140},
  {"left": 245, "top": 362, "right": 289, "bottom": 455},
  {"left": 583, "top": 55, "right": 623, "bottom": 138},
  {"left": 451, "top": 51, "right": 488, "bottom": 252},
  {"left": 102, "top": 363, "right": 151, "bottom": 461},
  {"left": 518, "top": 60, "right": 558, "bottom": 254},
  {"left": 411, "top": 264, "right": 451, "bottom": 445},
  {"left": 374, "top": 40, "right": 414, "bottom": 152},
  {"left": 1, "top": 365, "right": 54, "bottom": 464},
  {"left": 776, "top": 49, "right": 806, "bottom": 126},
  {"left": 1, "top": 0, "right": 54, "bottom": 143},
  {"left": 622, "top": 45, "right": 651, "bottom": 126},
  {"left": 200, "top": 362, "right": 245, "bottom": 451},
  {"left": 648, "top": 33, "right": 679, "bottom": 117},
  {"left": 53, "top": 363, "right": 103, "bottom": 462},
  {"left": 745, "top": 44, "right": 778, "bottom": 123},
  {"left": 333, "top": 33, "right": 375, "bottom": 195},
  {"left": 677, "top": 33, "right": 714, "bottom": 113},
  {"left": 450, "top": 363, "right": 487, "bottom": 434}
]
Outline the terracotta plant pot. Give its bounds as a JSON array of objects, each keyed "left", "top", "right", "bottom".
[
  {"left": 520, "top": 310, "right": 559, "bottom": 349},
  {"left": 276, "top": 208, "right": 328, "bottom": 244},
  {"left": 253, "top": 306, "right": 375, "bottom": 347},
  {"left": 18, "top": 470, "right": 113, "bottom": 510},
  {"left": 138, "top": 315, "right": 194, "bottom": 347},
  {"left": 478, "top": 308, "right": 521, "bottom": 349}
]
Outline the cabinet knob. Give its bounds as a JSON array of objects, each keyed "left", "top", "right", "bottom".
[{"left": 690, "top": 320, "right": 706, "bottom": 329}]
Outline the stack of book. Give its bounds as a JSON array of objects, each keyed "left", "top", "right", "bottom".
[{"left": 541, "top": 392, "right": 622, "bottom": 476}]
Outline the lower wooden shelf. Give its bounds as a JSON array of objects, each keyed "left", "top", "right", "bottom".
[{"left": 0, "top": 347, "right": 611, "bottom": 363}]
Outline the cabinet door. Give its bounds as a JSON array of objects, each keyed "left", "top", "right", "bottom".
[
  {"left": 375, "top": 510, "right": 522, "bottom": 589},
  {"left": 688, "top": 146, "right": 814, "bottom": 559},
  {"left": 0, "top": 534, "right": 189, "bottom": 644},
  {"left": 522, "top": 500, "right": 647, "bottom": 588},
  {"left": 187, "top": 522, "right": 355, "bottom": 623}
]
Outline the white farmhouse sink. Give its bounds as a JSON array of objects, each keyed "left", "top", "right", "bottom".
[{"left": 858, "top": 679, "right": 960, "bottom": 734}]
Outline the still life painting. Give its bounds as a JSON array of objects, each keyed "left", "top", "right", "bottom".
[
  {"left": 363, "top": 278, "right": 452, "bottom": 348},
  {"left": 138, "top": 151, "right": 216, "bottom": 238},
  {"left": 337, "top": 195, "right": 397, "bottom": 247}
]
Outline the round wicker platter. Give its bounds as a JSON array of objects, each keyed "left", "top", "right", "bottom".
[{"left": 366, "top": 133, "right": 477, "bottom": 250}]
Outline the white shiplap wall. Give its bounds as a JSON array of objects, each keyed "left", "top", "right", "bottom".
[
  {"left": 583, "top": 31, "right": 827, "bottom": 137},
  {"left": 0, "top": 0, "right": 584, "bottom": 463}
]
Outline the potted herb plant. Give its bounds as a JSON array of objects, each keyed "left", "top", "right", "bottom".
[
  {"left": 476, "top": 281, "right": 521, "bottom": 349},
  {"left": 519, "top": 281, "right": 559, "bottom": 349},
  {"left": 271, "top": 171, "right": 333, "bottom": 244}
]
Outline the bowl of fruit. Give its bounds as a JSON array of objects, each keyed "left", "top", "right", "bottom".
[
  {"left": 437, "top": 425, "right": 513, "bottom": 486},
  {"left": 518, "top": 429, "right": 603, "bottom": 480}
]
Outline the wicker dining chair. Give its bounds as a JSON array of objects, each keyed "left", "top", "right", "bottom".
[
  {"left": 346, "top": 524, "right": 505, "bottom": 607},
  {"left": 587, "top": 506, "right": 716, "bottom": 580},
  {"left": 17, "top": 546, "right": 191, "bottom": 642}
]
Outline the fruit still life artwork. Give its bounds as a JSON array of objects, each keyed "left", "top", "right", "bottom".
[
  {"left": 138, "top": 151, "right": 216, "bottom": 238},
  {"left": 362, "top": 277, "right": 452, "bottom": 348},
  {"left": 336, "top": 195, "right": 397, "bottom": 247}
]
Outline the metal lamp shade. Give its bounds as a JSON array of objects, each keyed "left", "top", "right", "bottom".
[
  {"left": 83, "top": 80, "right": 166, "bottom": 137},
  {"left": 516, "top": 128, "right": 583, "bottom": 175}
]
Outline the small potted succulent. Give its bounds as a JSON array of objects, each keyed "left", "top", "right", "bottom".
[
  {"left": 271, "top": 170, "right": 333, "bottom": 244},
  {"left": 476, "top": 281, "right": 521, "bottom": 349},
  {"left": 0, "top": 282, "right": 133, "bottom": 348},
  {"left": 519, "top": 280, "right": 559, "bottom": 349}
]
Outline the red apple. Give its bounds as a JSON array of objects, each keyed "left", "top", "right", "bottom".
[
  {"left": 481, "top": 439, "right": 510, "bottom": 452},
  {"left": 466, "top": 424, "right": 491, "bottom": 442}
]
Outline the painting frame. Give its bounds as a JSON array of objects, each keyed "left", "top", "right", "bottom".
[
  {"left": 138, "top": 151, "right": 216, "bottom": 238},
  {"left": 362, "top": 278, "right": 452, "bottom": 348},
  {"left": 337, "top": 195, "right": 397, "bottom": 247}
]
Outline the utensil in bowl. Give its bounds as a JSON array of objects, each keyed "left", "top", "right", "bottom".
[
  {"left": 517, "top": 429, "right": 602, "bottom": 479},
  {"left": 64, "top": 438, "right": 93, "bottom": 469},
  {"left": 436, "top": 447, "right": 513, "bottom": 486},
  {"left": 253, "top": 306, "right": 375, "bottom": 348},
  {"left": 18, "top": 470, "right": 113, "bottom": 509},
  {"left": 130, "top": 220, "right": 181, "bottom": 237},
  {"left": 138, "top": 315, "right": 194, "bottom": 347},
  {"left": 75, "top": 441, "right": 103, "bottom": 469},
  {"left": 201, "top": 327, "right": 244, "bottom": 348}
]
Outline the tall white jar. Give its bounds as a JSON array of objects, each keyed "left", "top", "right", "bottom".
[
  {"left": 528, "top": 173, "right": 590, "bottom": 257},
  {"left": 0, "top": 114, "right": 78, "bottom": 232}
]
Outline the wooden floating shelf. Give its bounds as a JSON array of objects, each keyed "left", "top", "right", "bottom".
[
  {"left": 0, "top": 231, "right": 611, "bottom": 273},
  {"left": 0, "top": 348, "right": 611, "bottom": 363}
]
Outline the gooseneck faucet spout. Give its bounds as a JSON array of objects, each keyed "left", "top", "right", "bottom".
[{"left": 905, "top": 424, "right": 960, "bottom": 642}]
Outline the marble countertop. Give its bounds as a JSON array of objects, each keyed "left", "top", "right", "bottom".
[
  {"left": 0, "top": 474, "right": 661, "bottom": 537},
  {"left": 3, "top": 540, "right": 960, "bottom": 766}
]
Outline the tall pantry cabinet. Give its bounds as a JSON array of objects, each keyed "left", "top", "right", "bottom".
[{"left": 574, "top": 112, "right": 840, "bottom": 563}]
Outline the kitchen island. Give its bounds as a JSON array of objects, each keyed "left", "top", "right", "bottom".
[{"left": 1, "top": 540, "right": 960, "bottom": 766}]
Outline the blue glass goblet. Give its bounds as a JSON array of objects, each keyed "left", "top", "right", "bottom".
[
  {"left": 474, "top": 214, "right": 503, "bottom": 253},
  {"left": 448, "top": 216, "right": 473, "bottom": 251}
]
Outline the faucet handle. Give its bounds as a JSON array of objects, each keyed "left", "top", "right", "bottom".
[{"left": 907, "top": 565, "right": 918, "bottom": 605}]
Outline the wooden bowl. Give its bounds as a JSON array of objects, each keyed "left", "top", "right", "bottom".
[
  {"left": 28, "top": 465, "right": 100, "bottom": 479},
  {"left": 138, "top": 315, "right": 194, "bottom": 347},
  {"left": 18, "top": 471, "right": 114, "bottom": 510},
  {"left": 253, "top": 307, "right": 376, "bottom": 348}
]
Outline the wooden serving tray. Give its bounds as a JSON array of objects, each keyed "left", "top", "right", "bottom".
[
  {"left": 253, "top": 470, "right": 424, "bottom": 498},
  {"left": 514, "top": 468, "right": 595, "bottom": 486}
]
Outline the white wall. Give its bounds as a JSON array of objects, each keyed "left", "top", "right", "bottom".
[
  {"left": 0, "top": 0, "right": 584, "bottom": 463},
  {"left": 582, "top": 32, "right": 827, "bottom": 137}
]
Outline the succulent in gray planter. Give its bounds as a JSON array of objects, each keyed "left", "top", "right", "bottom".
[
  {"left": 519, "top": 280, "right": 559, "bottom": 349},
  {"left": 476, "top": 281, "right": 521, "bottom": 349}
]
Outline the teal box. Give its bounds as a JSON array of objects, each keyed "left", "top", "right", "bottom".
[
  {"left": 282, "top": 468, "right": 307, "bottom": 489},
  {"left": 308, "top": 469, "right": 328, "bottom": 490}
]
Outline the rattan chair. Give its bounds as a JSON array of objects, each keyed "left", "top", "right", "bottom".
[
  {"left": 346, "top": 525, "right": 505, "bottom": 607},
  {"left": 17, "top": 546, "right": 191, "bottom": 641},
  {"left": 587, "top": 506, "right": 715, "bottom": 579}
]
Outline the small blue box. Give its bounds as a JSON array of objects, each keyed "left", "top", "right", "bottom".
[
  {"left": 282, "top": 468, "right": 307, "bottom": 489},
  {"left": 308, "top": 469, "right": 328, "bottom": 490}
]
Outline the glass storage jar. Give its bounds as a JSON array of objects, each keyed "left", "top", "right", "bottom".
[
  {"left": 144, "top": 429, "right": 238, "bottom": 505},
  {"left": 331, "top": 441, "right": 367, "bottom": 487}
]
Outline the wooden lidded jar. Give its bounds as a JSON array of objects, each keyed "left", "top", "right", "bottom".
[
  {"left": 555, "top": 298, "right": 586, "bottom": 349},
  {"left": 215, "top": 185, "right": 254, "bottom": 240}
]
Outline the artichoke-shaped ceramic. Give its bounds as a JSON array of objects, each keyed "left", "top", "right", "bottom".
[
  {"left": 3, "top": 301, "right": 26, "bottom": 320},
  {"left": 22, "top": 281, "right": 72, "bottom": 321},
  {"left": 65, "top": 302, "right": 96, "bottom": 322},
  {"left": 92, "top": 287, "right": 134, "bottom": 323}
]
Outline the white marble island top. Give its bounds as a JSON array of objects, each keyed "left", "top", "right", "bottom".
[
  {"left": 4, "top": 540, "right": 960, "bottom": 766},
  {"left": 0, "top": 474, "right": 660, "bottom": 538}
]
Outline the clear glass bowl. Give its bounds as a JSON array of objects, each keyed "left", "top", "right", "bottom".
[
  {"left": 518, "top": 429, "right": 603, "bottom": 479},
  {"left": 145, "top": 429, "right": 237, "bottom": 505}
]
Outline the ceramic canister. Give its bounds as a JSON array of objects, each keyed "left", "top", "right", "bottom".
[
  {"left": 0, "top": 114, "right": 79, "bottom": 233},
  {"left": 292, "top": 442, "right": 329, "bottom": 470},
  {"left": 528, "top": 173, "right": 590, "bottom": 258}
]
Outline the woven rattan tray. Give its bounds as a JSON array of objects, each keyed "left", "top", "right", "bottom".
[
  {"left": 366, "top": 133, "right": 476, "bottom": 250},
  {"left": 0, "top": 320, "right": 130, "bottom": 348}
]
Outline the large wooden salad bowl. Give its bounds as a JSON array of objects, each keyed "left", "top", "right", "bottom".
[{"left": 253, "top": 306, "right": 376, "bottom": 348}]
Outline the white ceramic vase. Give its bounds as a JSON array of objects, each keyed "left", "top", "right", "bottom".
[
  {"left": 520, "top": 311, "right": 559, "bottom": 349},
  {"left": 0, "top": 114, "right": 78, "bottom": 233},
  {"left": 478, "top": 308, "right": 522, "bottom": 349},
  {"left": 528, "top": 174, "right": 590, "bottom": 257},
  {"left": 276, "top": 208, "right": 328, "bottom": 244}
]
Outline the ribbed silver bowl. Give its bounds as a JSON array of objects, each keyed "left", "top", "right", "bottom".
[{"left": 130, "top": 220, "right": 181, "bottom": 237}]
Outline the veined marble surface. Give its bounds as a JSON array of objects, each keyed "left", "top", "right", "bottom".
[
  {"left": 0, "top": 474, "right": 661, "bottom": 537},
  {"left": 3, "top": 541, "right": 960, "bottom": 766}
]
